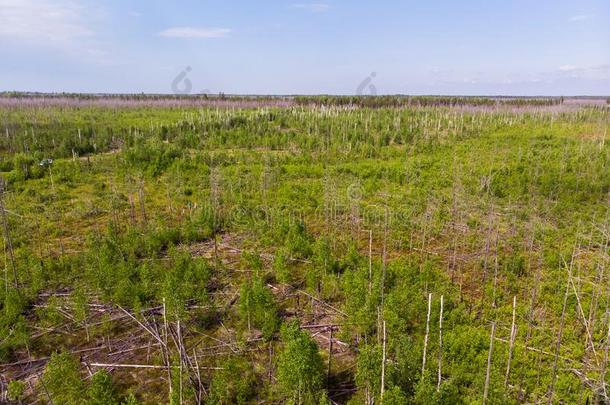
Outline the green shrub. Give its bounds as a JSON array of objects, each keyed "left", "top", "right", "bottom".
[
  {"left": 40, "top": 351, "right": 85, "bottom": 404},
  {"left": 277, "top": 321, "right": 325, "bottom": 404},
  {"left": 239, "top": 276, "right": 280, "bottom": 340},
  {"left": 207, "top": 357, "right": 256, "bottom": 404},
  {"left": 86, "top": 370, "right": 119, "bottom": 405}
]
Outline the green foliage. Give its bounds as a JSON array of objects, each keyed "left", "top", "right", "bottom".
[
  {"left": 72, "top": 287, "right": 89, "bottom": 322},
  {"left": 124, "top": 138, "right": 183, "bottom": 176},
  {"left": 207, "top": 357, "right": 257, "bottom": 404},
  {"left": 162, "top": 248, "right": 212, "bottom": 320},
  {"left": 41, "top": 351, "right": 85, "bottom": 404},
  {"left": 169, "top": 356, "right": 196, "bottom": 405},
  {"left": 241, "top": 250, "right": 264, "bottom": 273},
  {"left": 86, "top": 370, "right": 119, "bottom": 405},
  {"left": 307, "top": 236, "right": 339, "bottom": 293},
  {"left": 277, "top": 321, "right": 326, "bottom": 404},
  {"left": 412, "top": 373, "right": 464, "bottom": 405},
  {"left": 273, "top": 247, "right": 291, "bottom": 284},
  {"left": 122, "top": 392, "right": 140, "bottom": 405},
  {"left": 1, "top": 99, "right": 609, "bottom": 403},
  {"left": 36, "top": 296, "right": 63, "bottom": 327},
  {"left": 413, "top": 373, "right": 437, "bottom": 405},
  {"left": 0, "top": 289, "right": 29, "bottom": 360},
  {"left": 382, "top": 386, "right": 408, "bottom": 405},
  {"left": 7, "top": 380, "right": 26, "bottom": 402},
  {"left": 355, "top": 344, "right": 382, "bottom": 399},
  {"left": 341, "top": 256, "right": 380, "bottom": 336},
  {"left": 239, "top": 276, "right": 280, "bottom": 340},
  {"left": 283, "top": 220, "right": 313, "bottom": 259},
  {"left": 312, "top": 236, "right": 338, "bottom": 275}
]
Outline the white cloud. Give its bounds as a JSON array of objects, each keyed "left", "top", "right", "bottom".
[
  {"left": 158, "top": 27, "right": 231, "bottom": 39},
  {"left": 556, "top": 64, "right": 610, "bottom": 80},
  {"left": 569, "top": 15, "right": 588, "bottom": 22},
  {"left": 291, "top": 3, "right": 330, "bottom": 13},
  {"left": 0, "top": 0, "right": 92, "bottom": 42}
]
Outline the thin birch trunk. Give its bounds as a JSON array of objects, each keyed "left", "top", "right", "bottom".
[
  {"left": 505, "top": 296, "right": 517, "bottom": 387},
  {"left": 437, "top": 295, "right": 444, "bottom": 391},
  {"left": 381, "top": 320, "right": 387, "bottom": 400},
  {"left": 327, "top": 327, "right": 333, "bottom": 384},
  {"left": 381, "top": 208, "right": 388, "bottom": 308},
  {"left": 139, "top": 178, "right": 147, "bottom": 226},
  {"left": 163, "top": 298, "right": 173, "bottom": 400},
  {"left": 422, "top": 293, "right": 432, "bottom": 375},
  {"left": 483, "top": 322, "right": 496, "bottom": 405},
  {"left": 368, "top": 230, "right": 373, "bottom": 295},
  {"left": 601, "top": 310, "right": 610, "bottom": 401}
]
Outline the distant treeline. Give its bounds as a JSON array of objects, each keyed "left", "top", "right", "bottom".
[
  {"left": 0, "top": 92, "right": 584, "bottom": 109},
  {"left": 0, "top": 91, "right": 290, "bottom": 102},
  {"left": 295, "top": 95, "right": 565, "bottom": 108}
]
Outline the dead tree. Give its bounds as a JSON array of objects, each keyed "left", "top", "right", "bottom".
[
  {"left": 482, "top": 208, "right": 494, "bottom": 284},
  {"left": 162, "top": 299, "right": 173, "bottom": 400},
  {"left": 422, "top": 293, "right": 432, "bottom": 376},
  {"left": 380, "top": 207, "right": 389, "bottom": 308},
  {"left": 138, "top": 178, "right": 147, "bottom": 227},
  {"left": 327, "top": 327, "right": 333, "bottom": 384},
  {"left": 518, "top": 236, "right": 540, "bottom": 401},
  {"left": 505, "top": 296, "right": 517, "bottom": 387},
  {"left": 491, "top": 235, "right": 499, "bottom": 308},
  {"left": 381, "top": 320, "right": 387, "bottom": 400},
  {"left": 367, "top": 229, "right": 373, "bottom": 295},
  {"left": 601, "top": 310, "right": 610, "bottom": 399},
  {"left": 437, "top": 295, "right": 444, "bottom": 391}
]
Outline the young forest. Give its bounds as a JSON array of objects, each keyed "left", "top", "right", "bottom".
[{"left": 0, "top": 94, "right": 609, "bottom": 404}]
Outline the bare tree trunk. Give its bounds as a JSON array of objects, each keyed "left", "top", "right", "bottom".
[
  {"left": 518, "top": 237, "right": 540, "bottom": 402},
  {"left": 601, "top": 310, "right": 610, "bottom": 401},
  {"left": 483, "top": 322, "right": 496, "bottom": 405},
  {"left": 368, "top": 230, "right": 373, "bottom": 295},
  {"left": 162, "top": 298, "right": 173, "bottom": 400},
  {"left": 381, "top": 207, "right": 388, "bottom": 308},
  {"left": 139, "top": 178, "right": 147, "bottom": 227},
  {"left": 491, "top": 235, "right": 499, "bottom": 308},
  {"left": 327, "top": 327, "right": 333, "bottom": 384},
  {"left": 193, "top": 348, "right": 205, "bottom": 401},
  {"left": 178, "top": 319, "right": 183, "bottom": 405},
  {"left": 381, "top": 320, "right": 387, "bottom": 400},
  {"left": 505, "top": 296, "right": 517, "bottom": 388},
  {"left": 569, "top": 276, "right": 599, "bottom": 364},
  {"left": 482, "top": 208, "right": 494, "bottom": 284},
  {"left": 422, "top": 293, "right": 432, "bottom": 376},
  {"left": 437, "top": 295, "right": 444, "bottom": 391}
]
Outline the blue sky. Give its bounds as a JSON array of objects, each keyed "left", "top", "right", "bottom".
[{"left": 1, "top": 0, "right": 609, "bottom": 95}]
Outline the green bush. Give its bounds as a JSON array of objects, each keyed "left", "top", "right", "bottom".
[
  {"left": 277, "top": 321, "right": 325, "bottom": 404},
  {"left": 40, "top": 351, "right": 85, "bottom": 404},
  {"left": 207, "top": 357, "right": 256, "bottom": 404},
  {"left": 239, "top": 276, "right": 280, "bottom": 340}
]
